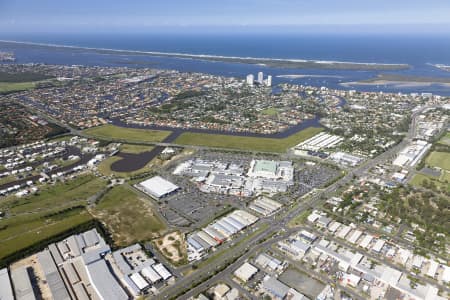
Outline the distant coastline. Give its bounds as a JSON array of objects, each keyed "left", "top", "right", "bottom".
[{"left": 0, "top": 39, "right": 410, "bottom": 71}]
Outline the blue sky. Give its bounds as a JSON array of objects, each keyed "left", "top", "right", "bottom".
[{"left": 1, "top": 0, "right": 450, "bottom": 33}]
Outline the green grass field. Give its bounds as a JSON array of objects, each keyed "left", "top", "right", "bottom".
[
  {"left": 410, "top": 173, "right": 450, "bottom": 193},
  {"left": 0, "top": 175, "right": 107, "bottom": 260},
  {"left": 0, "top": 175, "right": 107, "bottom": 215},
  {"left": 260, "top": 108, "right": 279, "bottom": 116},
  {"left": 0, "top": 175, "right": 16, "bottom": 186},
  {"left": 83, "top": 124, "right": 171, "bottom": 143},
  {"left": 438, "top": 132, "right": 450, "bottom": 146},
  {"left": 119, "top": 144, "right": 154, "bottom": 154},
  {"left": 0, "top": 82, "right": 37, "bottom": 93},
  {"left": 174, "top": 126, "right": 323, "bottom": 153},
  {"left": 288, "top": 209, "right": 312, "bottom": 228},
  {"left": 426, "top": 151, "right": 450, "bottom": 170},
  {"left": 92, "top": 185, "right": 166, "bottom": 246},
  {"left": 410, "top": 150, "right": 450, "bottom": 193},
  {"left": 0, "top": 211, "right": 93, "bottom": 260}
]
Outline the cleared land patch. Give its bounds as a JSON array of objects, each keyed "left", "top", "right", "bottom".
[
  {"left": 154, "top": 231, "right": 188, "bottom": 265},
  {"left": 91, "top": 185, "right": 166, "bottom": 246}
]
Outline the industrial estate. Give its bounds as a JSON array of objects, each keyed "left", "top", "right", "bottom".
[{"left": 0, "top": 54, "right": 449, "bottom": 300}]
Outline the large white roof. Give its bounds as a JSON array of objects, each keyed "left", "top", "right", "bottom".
[
  {"left": 139, "top": 176, "right": 179, "bottom": 198},
  {"left": 234, "top": 262, "right": 258, "bottom": 282}
]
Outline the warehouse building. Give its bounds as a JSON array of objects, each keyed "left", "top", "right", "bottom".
[
  {"left": 278, "top": 239, "right": 310, "bottom": 258},
  {"left": 299, "top": 230, "right": 317, "bottom": 243},
  {"left": 330, "top": 152, "right": 363, "bottom": 166},
  {"left": 129, "top": 273, "right": 149, "bottom": 291},
  {"left": 358, "top": 234, "right": 374, "bottom": 249},
  {"left": 0, "top": 268, "right": 14, "bottom": 300},
  {"left": 203, "top": 226, "right": 226, "bottom": 243},
  {"left": 294, "top": 132, "right": 344, "bottom": 153},
  {"left": 187, "top": 210, "right": 259, "bottom": 261},
  {"left": 110, "top": 243, "right": 172, "bottom": 295},
  {"left": 37, "top": 250, "right": 71, "bottom": 300},
  {"left": 263, "top": 276, "right": 290, "bottom": 299},
  {"left": 426, "top": 260, "right": 439, "bottom": 278},
  {"left": 327, "top": 221, "right": 342, "bottom": 233},
  {"left": 348, "top": 230, "right": 363, "bottom": 244},
  {"left": 255, "top": 253, "right": 285, "bottom": 272},
  {"left": 234, "top": 262, "right": 258, "bottom": 282},
  {"left": 372, "top": 239, "right": 386, "bottom": 253},
  {"left": 248, "top": 196, "right": 282, "bottom": 216},
  {"left": 135, "top": 176, "right": 180, "bottom": 199},
  {"left": 337, "top": 225, "right": 352, "bottom": 239},
  {"left": 10, "top": 266, "right": 36, "bottom": 300},
  {"left": 152, "top": 264, "right": 172, "bottom": 280},
  {"left": 314, "top": 243, "right": 363, "bottom": 272},
  {"left": 141, "top": 266, "right": 162, "bottom": 284},
  {"left": 393, "top": 140, "right": 431, "bottom": 168},
  {"left": 85, "top": 259, "right": 129, "bottom": 300}
]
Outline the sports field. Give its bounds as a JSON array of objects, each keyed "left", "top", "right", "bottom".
[{"left": 426, "top": 151, "right": 450, "bottom": 170}]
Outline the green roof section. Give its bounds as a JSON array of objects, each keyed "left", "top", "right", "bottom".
[{"left": 253, "top": 160, "right": 277, "bottom": 174}]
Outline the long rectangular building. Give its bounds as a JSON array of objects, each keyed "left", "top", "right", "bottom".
[
  {"left": 249, "top": 197, "right": 282, "bottom": 216},
  {"left": 222, "top": 216, "right": 244, "bottom": 231},
  {"left": 37, "top": 250, "right": 71, "bottom": 300},
  {"left": 0, "top": 268, "right": 14, "bottom": 300},
  {"left": 203, "top": 226, "right": 226, "bottom": 242},
  {"left": 85, "top": 259, "right": 129, "bottom": 300},
  {"left": 10, "top": 266, "right": 36, "bottom": 300},
  {"left": 197, "top": 230, "right": 219, "bottom": 247}
]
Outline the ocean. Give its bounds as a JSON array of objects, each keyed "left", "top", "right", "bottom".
[{"left": 1, "top": 32, "right": 450, "bottom": 95}]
